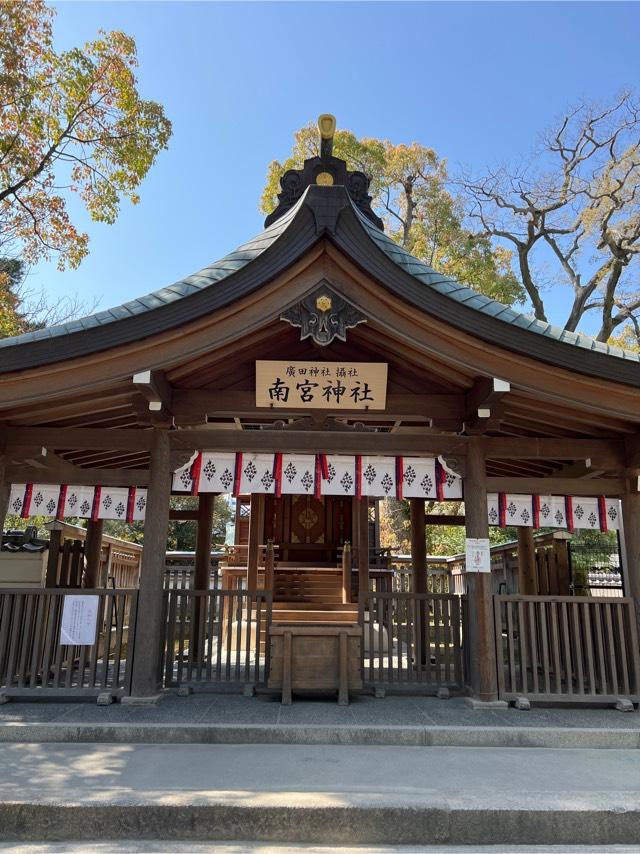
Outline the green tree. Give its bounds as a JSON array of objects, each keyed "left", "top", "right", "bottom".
[
  {"left": 0, "top": 258, "right": 27, "bottom": 336},
  {"left": 0, "top": 0, "right": 171, "bottom": 271},
  {"left": 262, "top": 123, "right": 524, "bottom": 306}
]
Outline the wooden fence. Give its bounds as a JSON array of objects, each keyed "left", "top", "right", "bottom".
[
  {"left": 359, "top": 591, "right": 464, "bottom": 692},
  {"left": 162, "top": 588, "right": 272, "bottom": 689},
  {"left": 494, "top": 594, "right": 640, "bottom": 703},
  {"left": 0, "top": 588, "right": 137, "bottom": 698}
]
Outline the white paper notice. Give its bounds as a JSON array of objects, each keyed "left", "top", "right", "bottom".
[
  {"left": 60, "top": 595, "right": 99, "bottom": 645},
  {"left": 465, "top": 538, "right": 491, "bottom": 573}
]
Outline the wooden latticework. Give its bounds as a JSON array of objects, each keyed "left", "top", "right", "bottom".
[
  {"left": 0, "top": 588, "right": 137, "bottom": 697},
  {"left": 495, "top": 594, "right": 640, "bottom": 703}
]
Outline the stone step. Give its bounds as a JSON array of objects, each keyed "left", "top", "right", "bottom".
[{"left": 2, "top": 742, "right": 640, "bottom": 845}]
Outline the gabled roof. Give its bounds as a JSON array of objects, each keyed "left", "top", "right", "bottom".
[{"left": 0, "top": 184, "right": 638, "bottom": 386}]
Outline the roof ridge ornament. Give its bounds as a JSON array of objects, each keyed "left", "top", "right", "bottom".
[
  {"left": 280, "top": 283, "right": 367, "bottom": 346},
  {"left": 264, "top": 114, "right": 383, "bottom": 231}
]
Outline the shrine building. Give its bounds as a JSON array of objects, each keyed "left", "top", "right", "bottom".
[{"left": 0, "top": 115, "right": 639, "bottom": 707}]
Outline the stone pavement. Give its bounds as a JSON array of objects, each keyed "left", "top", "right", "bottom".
[
  {"left": 1, "top": 691, "right": 640, "bottom": 728},
  {"left": 1, "top": 694, "right": 639, "bottom": 846},
  {"left": 0, "top": 693, "right": 639, "bottom": 747}
]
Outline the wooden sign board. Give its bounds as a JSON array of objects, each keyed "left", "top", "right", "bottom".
[{"left": 256, "top": 361, "right": 388, "bottom": 410}]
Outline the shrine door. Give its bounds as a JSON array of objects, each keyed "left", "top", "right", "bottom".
[{"left": 264, "top": 494, "right": 352, "bottom": 564}]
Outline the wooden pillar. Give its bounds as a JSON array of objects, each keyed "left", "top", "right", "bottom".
[
  {"left": 130, "top": 429, "right": 171, "bottom": 697},
  {"left": 464, "top": 439, "right": 498, "bottom": 702},
  {"left": 0, "top": 434, "right": 9, "bottom": 536},
  {"left": 342, "top": 541, "right": 352, "bottom": 604},
  {"left": 621, "top": 488, "right": 640, "bottom": 638},
  {"left": 247, "top": 493, "right": 265, "bottom": 591},
  {"left": 83, "top": 518, "right": 104, "bottom": 589},
  {"left": 194, "top": 493, "right": 216, "bottom": 591},
  {"left": 410, "top": 498, "right": 427, "bottom": 595},
  {"left": 45, "top": 528, "right": 62, "bottom": 587},
  {"left": 264, "top": 540, "right": 275, "bottom": 592},
  {"left": 410, "top": 497, "right": 428, "bottom": 666},
  {"left": 357, "top": 498, "right": 369, "bottom": 598},
  {"left": 517, "top": 527, "right": 537, "bottom": 594}
]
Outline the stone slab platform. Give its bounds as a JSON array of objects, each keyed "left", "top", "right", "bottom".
[
  {"left": 1, "top": 694, "right": 639, "bottom": 749},
  {"left": 1, "top": 743, "right": 640, "bottom": 845}
]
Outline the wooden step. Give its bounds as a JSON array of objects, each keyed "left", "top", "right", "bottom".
[
  {"left": 274, "top": 602, "right": 356, "bottom": 612},
  {"left": 272, "top": 609, "right": 359, "bottom": 624}
]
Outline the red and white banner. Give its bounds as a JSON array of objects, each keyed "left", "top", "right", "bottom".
[
  {"left": 171, "top": 452, "right": 463, "bottom": 500},
  {"left": 487, "top": 493, "right": 620, "bottom": 532},
  {"left": 8, "top": 484, "right": 148, "bottom": 522}
]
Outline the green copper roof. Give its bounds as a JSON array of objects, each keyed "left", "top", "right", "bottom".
[
  {"left": 0, "top": 184, "right": 638, "bottom": 379},
  {"left": 349, "top": 200, "right": 638, "bottom": 364},
  {"left": 0, "top": 194, "right": 305, "bottom": 351}
]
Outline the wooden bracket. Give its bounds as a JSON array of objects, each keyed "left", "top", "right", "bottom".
[
  {"left": 133, "top": 369, "right": 174, "bottom": 414},
  {"left": 463, "top": 377, "right": 510, "bottom": 434}
]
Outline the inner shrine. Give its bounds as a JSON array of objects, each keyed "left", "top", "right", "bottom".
[{"left": 1, "top": 115, "right": 639, "bottom": 708}]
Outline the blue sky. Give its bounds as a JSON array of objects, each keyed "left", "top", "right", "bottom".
[{"left": 34, "top": 1, "right": 640, "bottom": 333}]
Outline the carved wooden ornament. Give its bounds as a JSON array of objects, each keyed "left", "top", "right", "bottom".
[{"left": 280, "top": 285, "right": 367, "bottom": 346}]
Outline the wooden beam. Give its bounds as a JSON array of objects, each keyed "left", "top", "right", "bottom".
[
  {"left": 464, "top": 377, "right": 510, "bottom": 434},
  {"left": 425, "top": 514, "right": 466, "bottom": 526},
  {"left": 6, "top": 427, "right": 151, "bottom": 452},
  {"left": 486, "top": 476, "right": 623, "bottom": 496},
  {"left": 5, "top": 465, "right": 149, "bottom": 487},
  {"left": 133, "top": 369, "right": 173, "bottom": 413},
  {"left": 172, "top": 389, "right": 465, "bottom": 424},
  {"left": 169, "top": 508, "right": 199, "bottom": 520},
  {"left": 624, "top": 434, "right": 640, "bottom": 469},
  {"left": 169, "top": 429, "right": 468, "bottom": 456},
  {"left": 484, "top": 436, "right": 623, "bottom": 465}
]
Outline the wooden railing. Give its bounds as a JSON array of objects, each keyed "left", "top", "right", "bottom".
[
  {"left": 162, "top": 588, "right": 272, "bottom": 688},
  {"left": 494, "top": 594, "right": 640, "bottom": 703},
  {"left": 359, "top": 591, "right": 464, "bottom": 692},
  {"left": 163, "top": 564, "right": 220, "bottom": 591},
  {"left": 0, "top": 588, "right": 137, "bottom": 697}
]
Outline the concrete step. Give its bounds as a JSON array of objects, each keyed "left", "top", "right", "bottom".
[{"left": 2, "top": 742, "right": 640, "bottom": 845}]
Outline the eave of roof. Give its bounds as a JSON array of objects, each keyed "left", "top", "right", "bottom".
[{"left": 0, "top": 184, "right": 638, "bottom": 388}]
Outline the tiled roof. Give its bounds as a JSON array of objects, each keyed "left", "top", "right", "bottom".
[
  {"left": 350, "top": 201, "right": 639, "bottom": 364},
  {"left": 0, "top": 184, "right": 638, "bottom": 373},
  {"left": 0, "top": 195, "right": 304, "bottom": 351}
]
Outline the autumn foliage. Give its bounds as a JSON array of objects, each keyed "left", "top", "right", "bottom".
[{"left": 0, "top": 1, "right": 171, "bottom": 271}]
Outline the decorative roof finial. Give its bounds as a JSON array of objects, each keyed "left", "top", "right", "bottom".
[
  {"left": 264, "top": 114, "right": 383, "bottom": 231},
  {"left": 318, "top": 113, "right": 336, "bottom": 160}
]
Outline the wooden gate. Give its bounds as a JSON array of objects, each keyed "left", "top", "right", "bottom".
[
  {"left": 359, "top": 591, "right": 464, "bottom": 692},
  {"left": 494, "top": 594, "right": 640, "bottom": 703},
  {"left": 0, "top": 588, "right": 137, "bottom": 698},
  {"left": 162, "top": 588, "right": 272, "bottom": 689}
]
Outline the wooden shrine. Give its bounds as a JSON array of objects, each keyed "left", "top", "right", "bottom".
[{"left": 1, "top": 115, "right": 640, "bottom": 707}]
